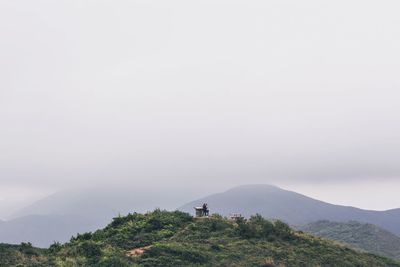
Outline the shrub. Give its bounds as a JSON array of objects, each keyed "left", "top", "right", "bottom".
[
  {"left": 95, "top": 256, "right": 131, "bottom": 267},
  {"left": 48, "top": 242, "right": 62, "bottom": 254},
  {"left": 236, "top": 217, "right": 255, "bottom": 238},
  {"left": 19, "top": 242, "right": 37, "bottom": 256},
  {"left": 77, "top": 241, "right": 102, "bottom": 258},
  {"left": 142, "top": 243, "right": 209, "bottom": 265},
  {"left": 274, "top": 220, "right": 292, "bottom": 240}
]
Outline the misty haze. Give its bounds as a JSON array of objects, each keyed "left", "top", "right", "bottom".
[{"left": 1, "top": 0, "right": 400, "bottom": 266}]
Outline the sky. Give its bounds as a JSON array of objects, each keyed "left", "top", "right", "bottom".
[{"left": 1, "top": 0, "right": 400, "bottom": 217}]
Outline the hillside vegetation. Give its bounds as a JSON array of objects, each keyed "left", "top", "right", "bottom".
[
  {"left": 6, "top": 184, "right": 400, "bottom": 247},
  {"left": 0, "top": 243, "right": 46, "bottom": 267},
  {"left": 1, "top": 210, "right": 400, "bottom": 267},
  {"left": 300, "top": 220, "right": 400, "bottom": 260},
  {"left": 179, "top": 185, "right": 400, "bottom": 236}
]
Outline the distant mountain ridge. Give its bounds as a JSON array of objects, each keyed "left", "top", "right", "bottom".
[
  {"left": 3, "top": 184, "right": 400, "bottom": 247},
  {"left": 0, "top": 214, "right": 104, "bottom": 248},
  {"left": 2, "top": 186, "right": 193, "bottom": 247},
  {"left": 300, "top": 220, "right": 400, "bottom": 260},
  {"left": 11, "top": 186, "right": 187, "bottom": 219},
  {"left": 179, "top": 184, "right": 400, "bottom": 236},
  {"left": 1, "top": 210, "right": 399, "bottom": 267}
]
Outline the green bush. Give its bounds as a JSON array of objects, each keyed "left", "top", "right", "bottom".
[
  {"left": 141, "top": 243, "right": 209, "bottom": 266},
  {"left": 95, "top": 256, "right": 131, "bottom": 267},
  {"left": 19, "top": 242, "right": 38, "bottom": 256},
  {"left": 274, "top": 220, "right": 292, "bottom": 240},
  {"left": 77, "top": 241, "right": 102, "bottom": 258}
]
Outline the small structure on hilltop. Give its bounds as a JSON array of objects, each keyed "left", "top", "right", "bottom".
[
  {"left": 194, "top": 203, "right": 209, "bottom": 217},
  {"left": 194, "top": 207, "right": 205, "bottom": 217},
  {"left": 229, "top": 213, "right": 244, "bottom": 220}
]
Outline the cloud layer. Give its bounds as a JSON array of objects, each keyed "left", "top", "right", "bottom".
[{"left": 1, "top": 1, "right": 399, "bottom": 200}]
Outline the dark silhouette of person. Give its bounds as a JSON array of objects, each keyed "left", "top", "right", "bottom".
[{"left": 202, "top": 203, "right": 209, "bottom": 216}]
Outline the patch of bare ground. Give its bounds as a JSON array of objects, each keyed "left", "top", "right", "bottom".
[{"left": 126, "top": 246, "right": 151, "bottom": 257}]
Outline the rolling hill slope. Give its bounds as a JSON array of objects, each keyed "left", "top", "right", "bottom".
[
  {"left": 1, "top": 210, "right": 399, "bottom": 267},
  {"left": 300, "top": 220, "right": 400, "bottom": 260},
  {"left": 179, "top": 184, "right": 400, "bottom": 236}
]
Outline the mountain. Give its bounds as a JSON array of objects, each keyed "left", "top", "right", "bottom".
[
  {"left": 0, "top": 185, "right": 194, "bottom": 247},
  {"left": 179, "top": 184, "right": 400, "bottom": 236},
  {"left": 4, "top": 184, "right": 400, "bottom": 248},
  {"left": 1, "top": 210, "right": 399, "bottom": 267},
  {"left": 12, "top": 185, "right": 189, "bottom": 219},
  {"left": 0, "top": 214, "right": 107, "bottom": 248},
  {"left": 300, "top": 220, "right": 400, "bottom": 260}
]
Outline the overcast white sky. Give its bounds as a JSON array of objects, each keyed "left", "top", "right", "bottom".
[{"left": 1, "top": 0, "right": 400, "bottom": 216}]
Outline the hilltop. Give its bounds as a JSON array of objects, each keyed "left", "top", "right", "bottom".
[
  {"left": 1, "top": 210, "right": 400, "bottom": 267},
  {"left": 179, "top": 185, "right": 400, "bottom": 235},
  {"left": 300, "top": 220, "right": 400, "bottom": 260}
]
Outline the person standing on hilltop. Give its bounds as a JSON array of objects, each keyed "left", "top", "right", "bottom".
[{"left": 202, "top": 203, "right": 209, "bottom": 216}]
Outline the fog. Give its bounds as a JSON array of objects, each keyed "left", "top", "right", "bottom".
[{"left": 1, "top": 0, "right": 400, "bottom": 216}]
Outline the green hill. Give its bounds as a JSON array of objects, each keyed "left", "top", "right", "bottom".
[
  {"left": 300, "top": 220, "right": 400, "bottom": 260},
  {"left": 179, "top": 185, "right": 400, "bottom": 236},
  {"left": 1, "top": 210, "right": 400, "bottom": 267}
]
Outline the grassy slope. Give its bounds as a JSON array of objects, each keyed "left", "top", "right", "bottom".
[
  {"left": 0, "top": 243, "right": 46, "bottom": 267},
  {"left": 1, "top": 210, "right": 400, "bottom": 267},
  {"left": 300, "top": 220, "right": 400, "bottom": 260}
]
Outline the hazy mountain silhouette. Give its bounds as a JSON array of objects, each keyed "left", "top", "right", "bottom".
[
  {"left": 2, "top": 186, "right": 192, "bottom": 247},
  {"left": 11, "top": 186, "right": 186, "bottom": 219},
  {"left": 0, "top": 214, "right": 103, "bottom": 247},
  {"left": 179, "top": 184, "right": 400, "bottom": 236}
]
